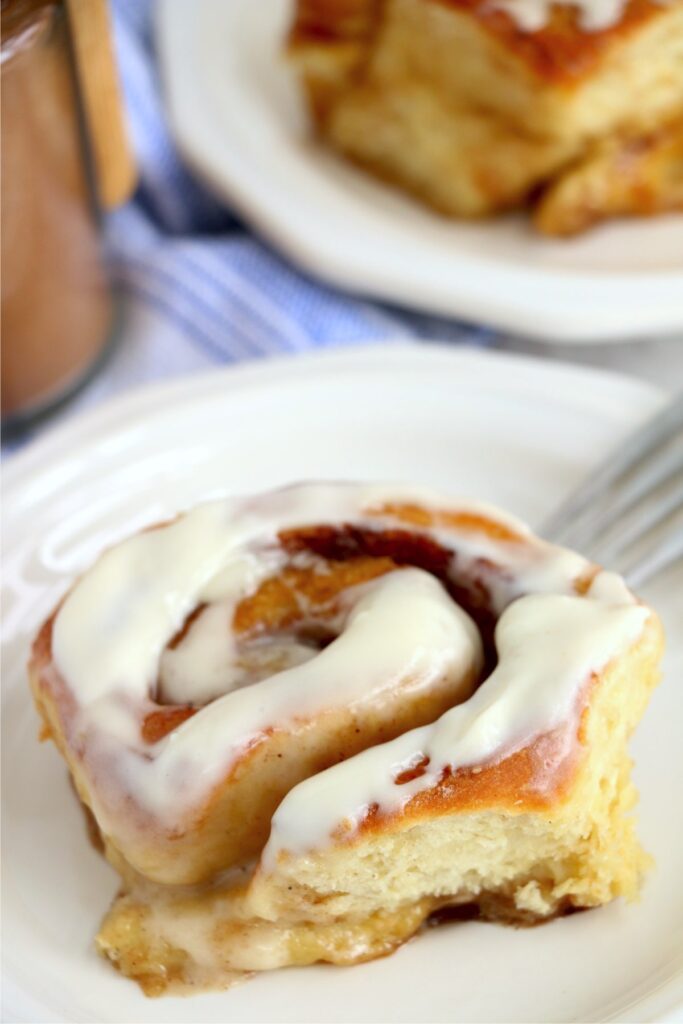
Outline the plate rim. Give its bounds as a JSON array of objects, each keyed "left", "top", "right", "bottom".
[
  {"left": 155, "top": 0, "right": 683, "bottom": 344},
  {"left": 2, "top": 342, "right": 666, "bottom": 497},
  {"left": 3, "top": 342, "right": 682, "bottom": 1023}
]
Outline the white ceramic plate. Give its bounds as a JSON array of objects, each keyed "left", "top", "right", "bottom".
[
  {"left": 2, "top": 344, "right": 682, "bottom": 1024},
  {"left": 156, "top": 0, "right": 683, "bottom": 343}
]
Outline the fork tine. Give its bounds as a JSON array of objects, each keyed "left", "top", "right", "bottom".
[
  {"left": 543, "top": 394, "right": 683, "bottom": 547},
  {"left": 624, "top": 525, "right": 683, "bottom": 588},
  {"left": 565, "top": 446, "right": 683, "bottom": 561},
  {"left": 591, "top": 479, "right": 683, "bottom": 564}
]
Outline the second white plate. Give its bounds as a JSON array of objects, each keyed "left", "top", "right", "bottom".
[{"left": 157, "top": 0, "right": 683, "bottom": 343}]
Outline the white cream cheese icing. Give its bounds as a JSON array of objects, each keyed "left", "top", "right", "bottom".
[
  {"left": 489, "top": 0, "right": 668, "bottom": 31},
  {"left": 49, "top": 482, "right": 648, "bottom": 849}
]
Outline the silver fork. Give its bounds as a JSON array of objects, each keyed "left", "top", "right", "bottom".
[{"left": 541, "top": 393, "right": 683, "bottom": 588}]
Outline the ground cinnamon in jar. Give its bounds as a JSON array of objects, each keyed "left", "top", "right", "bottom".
[{"left": 1, "top": 0, "right": 114, "bottom": 422}]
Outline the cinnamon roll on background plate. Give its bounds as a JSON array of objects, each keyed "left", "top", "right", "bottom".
[
  {"left": 287, "top": 0, "right": 683, "bottom": 234},
  {"left": 155, "top": 2, "right": 683, "bottom": 341},
  {"left": 29, "top": 482, "right": 663, "bottom": 996}
]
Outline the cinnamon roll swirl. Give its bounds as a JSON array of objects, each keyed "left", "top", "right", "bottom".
[{"left": 28, "top": 483, "right": 663, "bottom": 995}]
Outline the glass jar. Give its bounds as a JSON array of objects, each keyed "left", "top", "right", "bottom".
[{"left": 1, "top": 0, "right": 127, "bottom": 427}]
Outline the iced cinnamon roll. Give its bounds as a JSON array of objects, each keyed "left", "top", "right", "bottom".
[
  {"left": 286, "top": 0, "right": 683, "bottom": 233},
  {"left": 29, "top": 483, "right": 663, "bottom": 995}
]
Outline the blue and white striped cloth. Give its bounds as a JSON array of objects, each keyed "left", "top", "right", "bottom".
[{"left": 7, "top": 0, "right": 492, "bottom": 448}]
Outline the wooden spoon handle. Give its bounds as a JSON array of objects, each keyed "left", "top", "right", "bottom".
[{"left": 65, "top": 0, "right": 136, "bottom": 209}]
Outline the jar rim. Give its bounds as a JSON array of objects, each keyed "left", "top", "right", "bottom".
[{"left": 1, "top": 1, "right": 58, "bottom": 68}]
